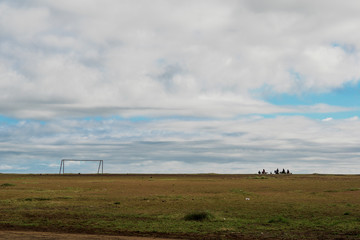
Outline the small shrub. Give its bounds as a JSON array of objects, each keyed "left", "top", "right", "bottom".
[
  {"left": 114, "top": 202, "right": 121, "bottom": 205},
  {"left": 268, "top": 216, "right": 289, "bottom": 224},
  {"left": 344, "top": 212, "right": 350, "bottom": 215},
  {"left": 184, "top": 211, "right": 213, "bottom": 221},
  {"left": 1, "top": 183, "right": 15, "bottom": 187}
]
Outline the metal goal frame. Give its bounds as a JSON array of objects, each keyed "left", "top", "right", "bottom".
[{"left": 59, "top": 159, "right": 103, "bottom": 174}]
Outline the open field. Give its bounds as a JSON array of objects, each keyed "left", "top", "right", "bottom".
[{"left": 0, "top": 174, "right": 359, "bottom": 239}]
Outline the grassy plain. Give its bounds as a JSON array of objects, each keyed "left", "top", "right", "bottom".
[{"left": 0, "top": 174, "right": 359, "bottom": 239}]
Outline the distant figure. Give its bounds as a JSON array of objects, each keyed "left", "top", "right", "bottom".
[
  {"left": 275, "top": 168, "right": 279, "bottom": 174},
  {"left": 281, "top": 168, "right": 286, "bottom": 174},
  {"left": 287, "top": 169, "right": 290, "bottom": 174},
  {"left": 258, "top": 171, "right": 261, "bottom": 174}
]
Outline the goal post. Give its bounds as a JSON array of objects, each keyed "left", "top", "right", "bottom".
[{"left": 59, "top": 159, "right": 103, "bottom": 174}]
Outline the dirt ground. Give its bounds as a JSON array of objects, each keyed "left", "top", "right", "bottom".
[{"left": 0, "top": 231, "right": 181, "bottom": 240}]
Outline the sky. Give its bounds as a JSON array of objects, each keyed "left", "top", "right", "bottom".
[{"left": 1, "top": 0, "right": 360, "bottom": 174}]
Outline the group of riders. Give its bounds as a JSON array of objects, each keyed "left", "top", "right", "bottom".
[{"left": 258, "top": 168, "right": 291, "bottom": 175}]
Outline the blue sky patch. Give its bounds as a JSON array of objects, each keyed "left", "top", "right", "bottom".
[
  {"left": 0, "top": 115, "right": 20, "bottom": 125},
  {"left": 82, "top": 115, "right": 154, "bottom": 123},
  {"left": 254, "top": 112, "right": 359, "bottom": 120},
  {"left": 331, "top": 42, "right": 356, "bottom": 54},
  {"left": 265, "top": 81, "right": 360, "bottom": 107}
]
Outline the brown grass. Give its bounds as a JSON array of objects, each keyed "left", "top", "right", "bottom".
[{"left": 0, "top": 174, "right": 359, "bottom": 239}]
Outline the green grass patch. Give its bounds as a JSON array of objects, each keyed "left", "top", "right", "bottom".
[
  {"left": 184, "top": 211, "right": 214, "bottom": 221},
  {"left": 268, "top": 216, "right": 289, "bottom": 224},
  {"left": 230, "top": 189, "right": 251, "bottom": 195}
]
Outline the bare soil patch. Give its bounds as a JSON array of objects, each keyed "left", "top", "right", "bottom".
[{"left": 0, "top": 230, "right": 180, "bottom": 240}]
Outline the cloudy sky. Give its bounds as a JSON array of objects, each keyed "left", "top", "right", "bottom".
[{"left": 1, "top": 0, "right": 360, "bottom": 174}]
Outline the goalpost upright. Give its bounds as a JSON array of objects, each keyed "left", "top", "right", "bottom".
[{"left": 59, "top": 159, "right": 104, "bottom": 174}]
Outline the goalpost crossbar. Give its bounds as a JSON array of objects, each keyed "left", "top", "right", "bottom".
[{"left": 59, "top": 159, "right": 104, "bottom": 174}]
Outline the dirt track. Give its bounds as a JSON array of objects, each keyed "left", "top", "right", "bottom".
[{"left": 0, "top": 231, "right": 181, "bottom": 240}]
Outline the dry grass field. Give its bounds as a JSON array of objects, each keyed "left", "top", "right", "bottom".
[{"left": 0, "top": 174, "right": 359, "bottom": 239}]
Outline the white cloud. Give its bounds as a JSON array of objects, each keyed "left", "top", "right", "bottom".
[
  {"left": 322, "top": 117, "right": 333, "bottom": 122},
  {"left": 347, "top": 116, "right": 359, "bottom": 121},
  {"left": 0, "top": 3, "right": 49, "bottom": 41},
  {"left": 0, "top": 1, "right": 360, "bottom": 119},
  {"left": 1, "top": 116, "right": 359, "bottom": 173},
  {"left": 0, "top": 164, "right": 13, "bottom": 170}
]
